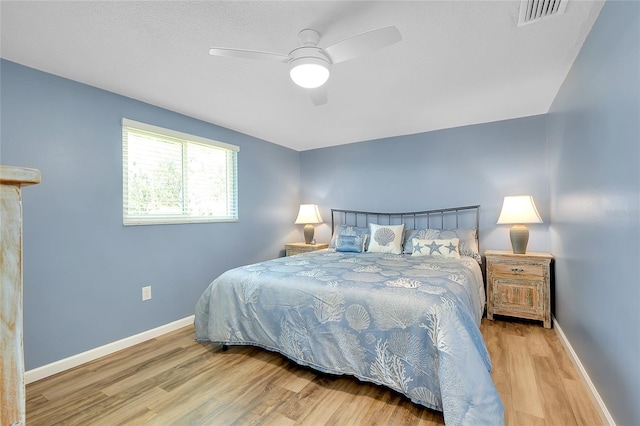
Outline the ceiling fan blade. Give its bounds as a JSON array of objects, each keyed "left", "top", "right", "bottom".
[
  {"left": 324, "top": 26, "right": 402, "bottom": 64},
  {"left": 209, "top": 48, "right": 289, "bottom": 63},
  {"left": 308, "top": 86, "right": 328, "bottom": 106}
]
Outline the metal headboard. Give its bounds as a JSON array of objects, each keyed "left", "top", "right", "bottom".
[{"left": 331, "top": 205, "right": 480, "bottom": 242}]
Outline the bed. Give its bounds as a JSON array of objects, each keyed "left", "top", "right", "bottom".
[{"left": 195, "top": 206, "right": 504, "bottom": 425}]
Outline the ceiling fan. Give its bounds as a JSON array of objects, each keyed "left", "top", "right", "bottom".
[{"left": 209, "top": 26, "right": 402, "bottom": 106}]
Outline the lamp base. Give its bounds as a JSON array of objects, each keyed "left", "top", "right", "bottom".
[
  {"left": 303, "top": 224, "right": 315, "bottom": 244},
  {"left": 509, "top": 224, "right": 529, "bottom": 254}
]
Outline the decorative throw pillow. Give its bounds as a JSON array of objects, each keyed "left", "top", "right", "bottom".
[
  {"left": 330, "top": 225, "right": 370, "bottom": 249},
  {"left": 411, "top": 238, "right": 461, "bottom": 259},
  {"left": 335, "top": 234, "right": 368, "bottom": 253},
  {"left": 403, "top": 228, "right": 440, "bottom": 253},
  {"left": 367, "top": 224, "right": 405, "bottom": 254},
  {"left": 403, "top": 228, "right": 481, "bottom": 262},
  {"left": 438, "top": 229, "right": 480, "bottom": 262}
]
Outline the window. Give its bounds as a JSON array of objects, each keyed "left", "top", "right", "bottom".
[{"left": 122, "top": 118, "right": 239, "bottom": 225}]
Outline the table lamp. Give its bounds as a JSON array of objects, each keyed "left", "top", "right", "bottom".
[
  {"left": 497, "top": 195, "right": 542, "bottom": 254},
  {"left": 295, "top": 204, "right": 323, "bottom": 244}
]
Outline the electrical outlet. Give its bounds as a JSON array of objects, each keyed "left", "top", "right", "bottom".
[{"left": 142, "top": 286, "right": 152, "bottom": 301}]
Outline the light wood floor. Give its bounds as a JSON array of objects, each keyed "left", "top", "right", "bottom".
[{"left": 26, "top": 319, "right": 605, "bottom": 425}]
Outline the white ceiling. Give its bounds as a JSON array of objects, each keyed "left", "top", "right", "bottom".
[{"left": 1, "top": 1, "right": 604, "bottom": 151}]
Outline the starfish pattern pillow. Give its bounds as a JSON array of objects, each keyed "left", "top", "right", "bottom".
[
  {"left": 403, "top": 228, "right": 480, "bottom": 262},
  {"left": 411, "top": 237, "right": 461, "bottom": 259}
]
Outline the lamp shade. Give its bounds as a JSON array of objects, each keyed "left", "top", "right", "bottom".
[
  {"left": 497, "top": 195, "right": 542, "bottom": 254},
  {"left": 295, "top": 204, "right": 323, "bottom": 245},
  {"left": 294, "top": 204, "right": 323, "bottom": 224},
  {"left": 497, "top": 196, "right": 543, "bottom": 224}
]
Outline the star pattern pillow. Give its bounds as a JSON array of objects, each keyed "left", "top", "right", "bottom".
[
  {"left": 411, "top": 237, "right": 461, "bottom": 259},
  {"left": 403, "top": 228, "right": 481, "bottom": 262}
]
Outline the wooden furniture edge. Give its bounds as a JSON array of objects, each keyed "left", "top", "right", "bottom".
[
  {"left": 484, "top": 249, "right": 553, "bottom": 259},
  {"left": 0, "top": 165, "right": 41, "bottom": 186},
  {"left": 1, "top": 165, "right": 40, "bottom": 426}
]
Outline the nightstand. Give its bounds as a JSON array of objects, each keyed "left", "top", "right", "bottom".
[
  {"left": 485, "top": 250, "right": 553, "bottom": 328},
  {"left": 285, "top": 242, "right": 328, "bottom": 256}
]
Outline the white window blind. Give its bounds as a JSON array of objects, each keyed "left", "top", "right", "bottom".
[{"left": 122, "top": 118, "right": 239, "bottom": 225}]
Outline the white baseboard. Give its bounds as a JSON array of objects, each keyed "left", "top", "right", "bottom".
[
  {"left": 553, "top": 316, "right": 616, "bottom": 426},
  {"left": 25, "top": 315, "right": 195, "bottom": 384}
]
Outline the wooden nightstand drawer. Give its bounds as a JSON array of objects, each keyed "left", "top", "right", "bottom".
[
  {"left": 485, "top": 250, "right": 553, "bottom": 328},
  {"left": 491, "top": 262, "right": 544, "bottom": 280}
]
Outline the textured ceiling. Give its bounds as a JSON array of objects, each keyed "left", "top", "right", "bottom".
[{"left": 1, "top": 1, "right": 604, "bottom": 151}]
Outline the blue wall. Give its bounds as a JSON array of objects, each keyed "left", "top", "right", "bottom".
[
  {"left": 300, "top": 115, "right": 551, "bottom": 255},
  {"left": 1, "top": 60, "right": 301, "bottom": 370},
  {"left": 547, "top": 1, "right": 640, "bottom": 425}
]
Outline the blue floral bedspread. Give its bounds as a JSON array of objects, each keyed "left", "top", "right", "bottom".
[{"left": 194, "top": 250, "right": 504, "bottom": 425}]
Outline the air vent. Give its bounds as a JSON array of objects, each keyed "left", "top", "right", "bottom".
[{"left": 518, "top": 0, "right": 568, "bottom": 26}]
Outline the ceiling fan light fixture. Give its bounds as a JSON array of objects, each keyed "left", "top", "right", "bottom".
[
  {"left": 209, "top": 25, "right": 402, "bottom": 102},
  {"left": 289, "top": 57, "right": 330, "bottom": 89}
]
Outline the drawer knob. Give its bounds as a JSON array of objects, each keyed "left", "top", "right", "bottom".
[{"left": 510, "top": 267, "right": 524, "bottom": 273}]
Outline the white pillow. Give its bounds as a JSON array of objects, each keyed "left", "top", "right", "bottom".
[
  {"left": 367, "top": 224, "right": 405, "bottom": 254},
  {"left": 411, "top": 238, "right": 461, "bottom": 259}
]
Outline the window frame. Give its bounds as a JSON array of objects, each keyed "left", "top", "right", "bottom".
[{"left": 122, "top": 118, "right": 239, "bottom": 226}]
